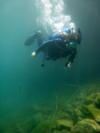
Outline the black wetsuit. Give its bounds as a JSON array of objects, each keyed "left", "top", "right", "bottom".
[
  {"left": 25, "top": 30, "right": 80, "bottom": 66},
  {"left": 36, "top": 37, "right": 77, "bottom": 65}
]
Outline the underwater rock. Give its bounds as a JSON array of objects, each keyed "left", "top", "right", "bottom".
[
  {"left": 85, "top": 104, "right": 100, "bottom": 123},
  {"left": 85, "top": 95, "right": 95, "bottom": 105},
  {"left": 75, "top": 93, "right": 100, "bottom": 123},
  {"left": 9, "top": 91, "right": 100, "bottom": 133},
  {"left": 71, "top": 119, "right": 100, "bottom": 133},
  {"left": 56, "top": 119, "right": 73, "bottom": 131},
  {"left": 94, "top": 93, "right": 100, "bottom": 109},
  {"left": 55, "top": 110, "right": 71, "bottom": 120},
  {"left": 79, "top": 105, "right": 94, "bottom": 119},
  {"left": 32, "top": 121, "right": 51, "bottom": 133},
  {"left": 13, "top": 117, "right": 39, "bottom": 133},
  {"left": 74, "top": 108, "right": 83, "bottom": 121},
  {"left": 53, "top": 130, "right": 70, "bottom": 133},
  {"left": 85, "top": 93, "right": 100, "bottom": 107}
]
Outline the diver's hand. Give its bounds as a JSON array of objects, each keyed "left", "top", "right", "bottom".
[{"left": 31, "top": 51, "right": 36, "bottom": 58}]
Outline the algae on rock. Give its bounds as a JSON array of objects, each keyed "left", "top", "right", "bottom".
[
  {"left": 71, "top": 119, "right": 100, "bottom": 133},
  {"left": 56, "top": 119, "right": 73, "bottom": 131}
]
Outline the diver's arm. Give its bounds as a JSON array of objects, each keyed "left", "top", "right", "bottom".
[
  {"left": 24, "top": 30, "right": 42, "bottom": 46},
  {"left": 35, "top": 39, "right": 56, "bottom": 54},
  {"left": 36, "top": 43, "right": 47, "bottom": 54},
  {"left": 31, "top": 41, "right": 49, "bottom": 58},
  {"left": 24, "top": 34, "right": 37, "bottom": 46}
]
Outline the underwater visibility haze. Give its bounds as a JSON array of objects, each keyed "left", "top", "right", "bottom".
[{"left": 0, "top": 0, "right": 100, "bottom": 132}]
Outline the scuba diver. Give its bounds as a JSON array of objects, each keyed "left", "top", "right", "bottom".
[{"left": 25, "top": 26, "right": 81, "bottom": 68}]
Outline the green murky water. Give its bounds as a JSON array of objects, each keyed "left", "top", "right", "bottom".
[{"left": 0, "top": 0, "right": 100, "bottom": 132}]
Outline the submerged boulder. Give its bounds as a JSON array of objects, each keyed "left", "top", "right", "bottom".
[
  {"left": 94, "top": 93, "right": 100, "bottom": 109},
  {"left": 85, "top": 104, "right": 100, "bottom": 123},
  {"left": 71, "top": 119, "right": 100, "bottom": 133},
  {"left": 56, "top": 119, "right": 73, "bottom": 131},
  {"left": 85, "top": 93, "right": 100, "bottom": 108},
  {"left": 76, "top": 93, "right": 100, "bottom": 122},
  {"left": 85, "top": 95, "right": 95, "bottom": 105}
]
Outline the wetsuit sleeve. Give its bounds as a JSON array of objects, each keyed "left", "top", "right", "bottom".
[
  {"left": 35, "top": 40, "right": 55, "bottom": 54},
  {"left": 35, "top": 41, "right": 48, "bottom": 54},
  {"left": 24, "top": 34, "right": 37, "bottom": 46}
]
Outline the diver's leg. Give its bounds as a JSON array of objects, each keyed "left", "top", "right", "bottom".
[
  {"left": 64, "top": 48, "right": 77, "bottom": 68},
  {"left": 24, "top": 30, "right": 42, "bottom": 46}
]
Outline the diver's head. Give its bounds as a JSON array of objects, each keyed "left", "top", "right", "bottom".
[{"left": 63, "top": 26, "right": 71, "bottom": 33}]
